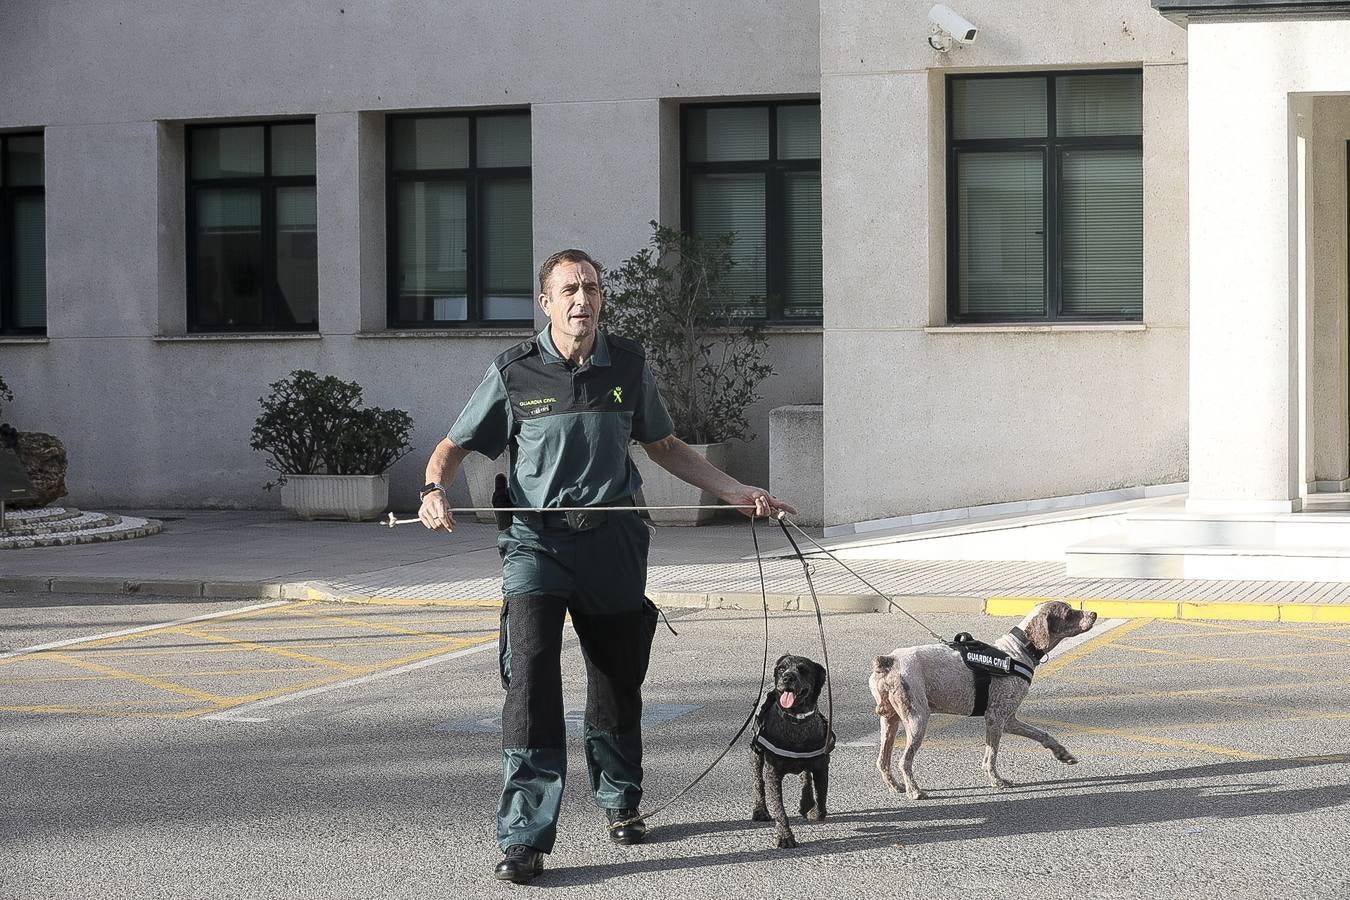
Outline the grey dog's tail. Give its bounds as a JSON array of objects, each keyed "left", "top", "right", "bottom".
[{"left": 872, "top": 655, "right": 896, "bottom": 675}]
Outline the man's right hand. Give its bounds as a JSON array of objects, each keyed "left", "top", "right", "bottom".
[{"left": 419, "top": 490, "right": 456, "bottom": 533}]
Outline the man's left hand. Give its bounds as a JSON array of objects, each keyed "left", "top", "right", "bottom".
[{"left": 729, "top": 485, "right": 797, "bottom": 520}]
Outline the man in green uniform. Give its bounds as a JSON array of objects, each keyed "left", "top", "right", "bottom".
[{"left": 418, "top": 248, "right": 794, "bottom": 884}]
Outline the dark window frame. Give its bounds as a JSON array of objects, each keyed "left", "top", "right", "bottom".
[
  {"left": 385, "top": 109, "right": 533, "bottom": 330},
  {"left": 946, "top": 70, "right": 1145, "bottom": 324},
  {"left": 185, "top": 119, "right": 318, "bottom": 333},
  {"left": 680, "top": 99, "right": 823, "bottom": 324},
  {"left": 0, "top": 132, "right": 46, "bottom": 336}
]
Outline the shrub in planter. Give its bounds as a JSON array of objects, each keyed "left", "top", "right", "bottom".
[
  {"left": 605, "top": 223, "right": 775, "bottom": 524},
  {"left": 605, "top": 222, "right": 773, "bottom": 446},
  {"left": 250, "top": 371, "right": 414, "bottom": 520}
]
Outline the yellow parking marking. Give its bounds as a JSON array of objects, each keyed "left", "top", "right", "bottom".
[
  {"left": 1037, "top": 618, "right": 1153, "bottom": 678},
  {"left": 204, "top": 633, "right": 496, "bottom": 712},
  {"left": 63, "top": 636, "right": 461, "bottom": 659},
  {"left": 0, "top": 602, "right": 318, "bottom": 663},
  {"left": 171, "top": 627, "right": 365, "bottom": 673},
  {"left": 1144, "top": 621, "right": 1350, "bottom": 641},
  {"left": 43, "top": 653, "right": 227, "bottom": 703},
  {"left": 286, "top": 608, "right": 476, "bottom": 641},
  {"left": 1021, "top": 715, "right": 1263, "bottom": 760},
  {"left": 0, "top": 705, "right": 204, "bottom": 719},
  {"left": 0, "top": 666, "right": 324, "bottom": 685},
  {"left": 1073, "top": 642, "right": 1347, "bottom": 676}
]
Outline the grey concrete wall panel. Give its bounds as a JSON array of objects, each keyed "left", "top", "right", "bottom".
[
  {"left": 1, "top": 2, "right": 821, "bottom": 126},
  {"left": 819, "top": 0, "right": 1191, "bottom": 525},
  {"left": 0, "top": 1, "right": 823, "bottom": 509},
  {"left": 770, "top": 404, "right": 824, "bottom": 526}
]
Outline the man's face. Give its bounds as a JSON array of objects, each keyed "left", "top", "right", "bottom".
[{"left": 540, "top": 260, "right": 603, "bottom": 343}]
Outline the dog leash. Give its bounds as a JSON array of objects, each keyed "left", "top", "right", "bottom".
[
  {"left": 780, "top": 518, "right": 945, "bottom": 643},
  {"left": 608, "top": 514, "right": 776, "bottom": 831},
  {"left": 611, "top": 510, "right": 954, "bottom": 832}
]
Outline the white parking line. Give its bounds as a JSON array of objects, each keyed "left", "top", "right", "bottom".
[
  {"left": 0, "top": 600, "right": 292, "bottom": 661},
  {"left": 839, "top": 618, "right": 1128, "bottom": 747}
]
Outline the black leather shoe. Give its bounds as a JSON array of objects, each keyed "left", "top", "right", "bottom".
[
  {"left": 494, "top": 844, "right": 544, "bottom": 884},
  {"left": 606, "top": 807, "right": 647, "bottom": 845}
]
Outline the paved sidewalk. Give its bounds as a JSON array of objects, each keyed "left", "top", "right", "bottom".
[{"left": 4, "top": 509, "right": 1350, "bottom": 622}]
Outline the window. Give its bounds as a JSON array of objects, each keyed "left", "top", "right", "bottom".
[
  {"left": 387, "top": 111, "right": 533, "bottom": 327},
  {"left": 186, "top": 121, "right": 318, "bottom": 331},
  {"left": 1, "top": 133, "right": 45, "bottom": 335},
  {"left": 682, "top": 101, "right": 822, "bottom": 322},
  {"left": 947, "top": 72, "right": 1143, "bottom": 322}
]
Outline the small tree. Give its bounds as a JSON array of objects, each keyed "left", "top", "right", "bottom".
[
  {"left": 0, "top": 376, "right": 12, "bottom": 425},
  {"left": 250, "top": 370, "right": 413, "bottom": 488},
  {"left": 605, "top": 222, "right": 773, "bottom": 445}
]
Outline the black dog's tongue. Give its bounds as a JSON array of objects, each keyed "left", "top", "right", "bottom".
[{"left": 779, "top": 691, "right": 796, "bottom": 710}]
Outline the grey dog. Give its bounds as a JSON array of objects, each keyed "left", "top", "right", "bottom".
[
  {"left": 751, "top": 653, "right": 834, "bottom": 848},
  {"left": 868, "top": 601, "right": 1097, "bottom": 799}
]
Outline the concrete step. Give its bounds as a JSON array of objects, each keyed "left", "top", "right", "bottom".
[
  {"left": 1066, "top": 534, "right": 1350, "bottom": 581},
  {"left": 770, "top": 496, "right": 1173, "bottom": 563},
  {"left": 1123, "top": 506, "right": 1350, "bottom": 548}
]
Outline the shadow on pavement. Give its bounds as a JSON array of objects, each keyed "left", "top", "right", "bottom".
[{"left": 551, "top": 753, "right": 1350, "bottom": 885}]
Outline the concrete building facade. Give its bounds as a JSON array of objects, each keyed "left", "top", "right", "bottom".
[{"left": 2, "top": 0, "right": 1347, "bottom": 549}]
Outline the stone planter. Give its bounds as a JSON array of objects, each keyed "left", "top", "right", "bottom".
[
  {"left": 279, "top": 474, "right": 389, "bottom": 522},
  {"left": 629, "top": 442, "right": 731, "bottom": 526},
  {"left": 462, "top": 453, "right": 510, "bottom": 523}
]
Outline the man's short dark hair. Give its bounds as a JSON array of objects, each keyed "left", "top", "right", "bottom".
[{"left": 538, "top": 249, "right": 602, "bottom": 295}]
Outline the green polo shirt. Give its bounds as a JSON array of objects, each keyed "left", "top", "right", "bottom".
[{"left": 449, "top": 327, "right": 674, "bottom": 508}]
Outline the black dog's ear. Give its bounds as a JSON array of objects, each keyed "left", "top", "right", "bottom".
[{"left": 812, "top": 661, "right": 827, "bottom": 686}]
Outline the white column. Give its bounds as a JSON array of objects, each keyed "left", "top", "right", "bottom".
[{"left": 1185, "top": 25, "right": 1303, "bottom": 514}]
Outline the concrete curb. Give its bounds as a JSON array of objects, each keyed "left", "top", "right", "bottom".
[
  {"left": 7, "top": 576, "right": 1350, "bottom": 625},
  {"left": 0, "top": 576, "right": 308, "bottom": 601},
  {"left": 986, "top": 595, "right": 1350, "bottom": 624}
]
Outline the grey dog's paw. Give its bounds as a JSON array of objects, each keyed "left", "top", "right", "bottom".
[
  {"left": 804, "top": 807, "right": 825, "bottom": 822},
  {"left": 775, "top": 833, "right": 798, "bottom": 850},
  {"left": 751, "top": 805, "right": 771, "bottom": 822},
  {"left": 1056, "top": 749, "right": 1078, "bottom": 765}
]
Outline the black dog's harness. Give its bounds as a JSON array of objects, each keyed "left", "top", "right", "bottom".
[
  {"left": 751, "top": 694, "right": 835, "bottom": 760},
  {"left": 947, "top": 628, "right": 1040, "bottom": 717}
]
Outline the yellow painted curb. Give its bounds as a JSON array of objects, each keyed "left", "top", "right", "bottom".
[
  {"left": 1078, "top": 598, "right": 1180, "bottom": 620},
  {"left": 1278, "top": 604, "right": 1350, "bottom": 624},
  {"left": 985, "top": 596, "right": 1055, "bottom": 617},
  {"left": 1180, "top": 601, "right": 1279, "bottom": 622},
  {"left": 982, "top": 595, "right": 1344, "bottom": 624}
]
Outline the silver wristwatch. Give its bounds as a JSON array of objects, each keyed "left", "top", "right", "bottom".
[{"left": 419, "top": 482, "right": 447, "bottom": 500}]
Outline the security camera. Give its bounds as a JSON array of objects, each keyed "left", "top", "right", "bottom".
[{"left": 928, "top": 4, "right": 978, "bottom": 51}]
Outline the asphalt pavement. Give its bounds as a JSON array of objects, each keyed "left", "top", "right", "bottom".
[{"left": 4, "top": 595, "right": 1349, "bottom": 899}]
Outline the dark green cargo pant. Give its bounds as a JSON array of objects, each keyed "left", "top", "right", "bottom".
[{"left": 495, "top": 508, "right": 658, "bottom": 853}]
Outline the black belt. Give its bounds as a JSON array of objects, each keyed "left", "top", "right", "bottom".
[{"left": 510, "top": 496, "right": 636, "bottom": 532}]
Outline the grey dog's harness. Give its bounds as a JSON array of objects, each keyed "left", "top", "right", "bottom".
[{"left": 947, "top": 630, "right": 1038, "bottom": 717}]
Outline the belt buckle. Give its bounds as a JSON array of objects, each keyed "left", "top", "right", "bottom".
[{"left": 565, "top": 509, "right": 605, "bottom": 532}]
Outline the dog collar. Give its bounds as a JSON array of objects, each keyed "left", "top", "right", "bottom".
[
  {"left": 754, "top": 734, "right": 831, "bottom": 759},
  {"left": 1008, "top": 626, "right": 1046, "bottom": 663},
  {"left": 779, "top": 707, "right": 819, "bottom": 721}
]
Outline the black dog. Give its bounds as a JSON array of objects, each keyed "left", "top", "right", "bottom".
[{"left": 751, "top": 653, "right": 835, "bottom": 848}]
